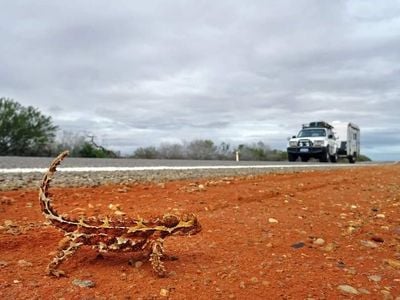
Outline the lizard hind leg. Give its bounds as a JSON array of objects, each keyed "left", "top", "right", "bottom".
[
  {"left": 149, "top": 238, "right": 167, "bottom": 277},
  {"left": 47, "top": 234, "right": 83, "bottom": 277}
]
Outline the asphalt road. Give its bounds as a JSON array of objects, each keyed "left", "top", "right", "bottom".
[
  {"left": 0, "top": 156, "right": 283, "bottom": 168},
  {"left": 0, "top": 155, "right": 382, "bottom": 172},
  {"left": 0, "top": 156, "right": 389, "bottom": 190}
]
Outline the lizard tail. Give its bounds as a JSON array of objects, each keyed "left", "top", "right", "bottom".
[{"left": 39, "top": 151, "right": 70, "bottom": 221}]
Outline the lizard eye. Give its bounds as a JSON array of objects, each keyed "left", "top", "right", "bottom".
[{"left": 162, "top": 214, "right": 179, "bottom": 228}]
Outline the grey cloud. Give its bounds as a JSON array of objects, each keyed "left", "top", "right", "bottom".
[
  {"left": 1, "top": 0, "right": 400, "bottom": 159},
  {"left": 362, "top": 129, "right": 400, "bottom": 147}
]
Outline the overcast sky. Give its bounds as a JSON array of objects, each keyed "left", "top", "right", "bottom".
[{"left": 1, "top": 1, "right": 400, "bottom": 160}]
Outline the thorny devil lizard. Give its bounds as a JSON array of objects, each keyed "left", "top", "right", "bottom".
[{"left": 39, "top": 151, "right": 201, "bottom": 277}]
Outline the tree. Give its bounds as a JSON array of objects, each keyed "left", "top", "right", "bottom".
[
  {"left": 79, "top": 142, "right": 109, "bottom": 158},
  {"left": 52, "top": 131, "right": 118, "bottom": 158},
  {"left": 158, "top": 142, "right": 185, "bottom": 159},
  {"left": 81, "top": 135, "right": 118, "bottom": 158},
  {"left": 216, "top": 142, "right": 233, "bottom": 160},
  {"left": 237, "top": 141, "right": 287, "bottom": 161},
  {"left": 133, "top": 146, "right": 159, "bottom": 159},
  {"left": 0, "top": 98, "right": 58, "bottom": 156},
  {"left": 51, "top": 130, "right": 87, "bottom": 156},
  {"left": 186, "top": 139, "right": 217, "bottom": 160}
]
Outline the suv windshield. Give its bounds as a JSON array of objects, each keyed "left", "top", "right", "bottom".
[{"left": 298, "top": 129, "right": 326, "bottom": 137}]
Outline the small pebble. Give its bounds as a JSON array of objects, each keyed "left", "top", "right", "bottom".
[
  {"left": 120, "top": 273, "right": 127, "bottom": 281},
  {"left": 160, "top": 288, "right": 170, "bottom": 297},
  {"left": 17, "top": 260, "right": 33, "bottom": 267},
  {"left": 4, "top": 220, "right": 14, "bottom": 227},
  {"left": 268, "top": 218, "right": 278, "bottom": 223},
  {"left": 368, "top": 275, "right": 382, "bottom": 282},
  {"left": 347, "top": 226, "right": 357, "bottom": 234},
  {"left": 134, "top": 261, "right": 143, "bottom": 268},
  {"left": 358, "top": 288, "right": 370, "bottom": 295},
  {"left": 72, "top": 279, "right": 96, "bottom": 288},
  {"left": 313, "top": 238, "right": 325, "bottom": 246},
  {"left": 383, "top": 259, "right": 400, "bottom": 269},
  {"left": 345, "top": 267, "right": 357, "bottom": 275},
  {"left": 337, "top": 284, "right": 359, "bottom": 295},
  {"left": 291, "top": 242, "right": 305, "bottom": 249},
  {"left": 114, "top": 210, "right": 126, "bottom": 216},
  {"left": 250, "top": 277, "right": 258, "bottom": 284},
  {"left": 157, "top": 183, "right": 166, "bottom": 189},
  {"left": 360, "top": 240, "right": 378, "bottom": 248},
  {"left": 108, "top": 204, "right": 120, "bottom": 211},
  {"left": 322, "top": 243, "right": 337, "bottom": 252}
]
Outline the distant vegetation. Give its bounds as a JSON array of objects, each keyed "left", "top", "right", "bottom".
[
  {"left": 132, "top": 140, "right": 288, "bottom": 161},
  {"left": 52, "top": 131, "right": 118, "bottom": 158},
  {"left": 0, "top": 98, "right": 372, "bottom": 161}
]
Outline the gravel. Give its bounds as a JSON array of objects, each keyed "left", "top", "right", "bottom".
[{"left": 0, "top": 168, "right": 299, "bottom": 191}]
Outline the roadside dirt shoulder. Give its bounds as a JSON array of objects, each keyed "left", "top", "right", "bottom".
[{"left": 1, "top": 165, "right": 399, "bottom": 299}]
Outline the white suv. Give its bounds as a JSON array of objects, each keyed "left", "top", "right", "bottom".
[{"left": 287, "top": 122, "right": 338, "bottom": 162}]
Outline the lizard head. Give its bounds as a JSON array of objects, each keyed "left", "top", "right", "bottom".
[{"left": 161, "top": 213, "right": 201, "bottom": 236}]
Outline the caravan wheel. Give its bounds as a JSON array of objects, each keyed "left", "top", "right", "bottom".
[{"left": 348, "top": 154, "right": 356, "bottom": 164}]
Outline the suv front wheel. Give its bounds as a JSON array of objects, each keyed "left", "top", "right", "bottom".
[{"left": 319, "top": 147, "right": 330, "bottom": 162}]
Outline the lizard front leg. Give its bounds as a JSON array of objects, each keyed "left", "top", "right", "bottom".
[
  {"left": 47, "top": 234, "right": 83, "bottom": 277},
  {"left": 149, "top": 238, "right": 167, "bottom": 277}
]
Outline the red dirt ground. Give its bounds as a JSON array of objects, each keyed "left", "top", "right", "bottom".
[{"left": 1, "top": 165, "right": 400, "bottom": 299}]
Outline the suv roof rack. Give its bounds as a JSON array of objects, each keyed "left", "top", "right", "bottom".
[{"left": 302, "top": 121, "right": 333, "bottom": 129}]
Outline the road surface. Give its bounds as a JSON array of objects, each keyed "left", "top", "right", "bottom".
[{"left": 0, "top": 156, "right": 382, "bottom": 173}]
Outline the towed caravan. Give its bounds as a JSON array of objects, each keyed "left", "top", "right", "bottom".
[{"left": 331, "top": 121, "right": 360, "bottom": 163}]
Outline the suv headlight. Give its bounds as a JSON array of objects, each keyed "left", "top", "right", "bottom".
[
  {"left": 313, "top": 140, "right": 325, "bottom": 147},
  {"left": 289, "top": 141, "right": 298, "bottom": 147}
]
